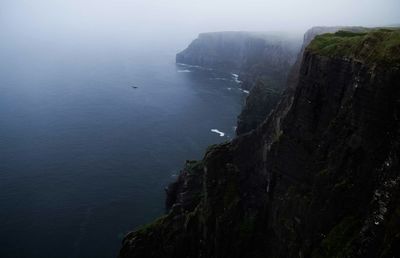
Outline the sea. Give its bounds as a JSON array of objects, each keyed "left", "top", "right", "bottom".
[{"left": 0, "top": 35, "right": 247, "bottom": 257}]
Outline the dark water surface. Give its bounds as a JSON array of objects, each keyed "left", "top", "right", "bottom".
[{"left": 0, "top": 40, "right": 245, "bottom": 257}]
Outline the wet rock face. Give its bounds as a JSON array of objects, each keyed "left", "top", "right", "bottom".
[{"left": 120, "top": 30, "right": 400, "bottom": 258}]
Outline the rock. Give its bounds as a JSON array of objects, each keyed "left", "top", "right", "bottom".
[
  {"left": 176, "top": 31, "right": 300, "bottom": 76},
  {"left": 177, "top": 31, "right": 302, "bottom": 135},
  {"left": 120, "top": 28, "right": 400, "bottom": 258},
  {"left": 236, "top": 80, "right": 281, "bottom": 135}
]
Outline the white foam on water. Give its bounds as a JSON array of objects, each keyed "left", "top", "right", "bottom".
[
  {"left": 239, "top": 88, "right": 250, "bottom": 94},
  {"left": 211, "top": 129, "right": 225, "bottom": 137},
  {"left": 177, "top": 69, "right": 191, "bottom": 73},
  {"left": 177, "top": 63, "right": 213, "bottom": 71},
  {"left": 231, "top": 73, "right": 242, "bottom": 84},
  {"left": 211, "top": 78, "right": 229, "bottom": 81}
]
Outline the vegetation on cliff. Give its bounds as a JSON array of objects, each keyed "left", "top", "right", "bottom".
[
  {"left": 120, "top": 28, "right": 400, "bottom": 258},
  {"left": 308, "top": 29, "right": 400, "bottom": 65}
]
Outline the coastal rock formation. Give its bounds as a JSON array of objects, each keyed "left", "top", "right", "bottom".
[
  {"left": 176, "top": 31, "right": 302, "bottom": 135},
  {"left": 237, "top": 26, "right": 371, "bottom": 135},
  {"left": 236, "top": 80, "right": 281, "bottom": 135},
  {"left": 176, "top": 31, "right": 300, "bottom": 83},
  {"left": 121, "top": 29, "right": 400, "bottom": 258}
]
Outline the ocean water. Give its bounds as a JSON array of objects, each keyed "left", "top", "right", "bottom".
[{"left": 0, "top": 39, "right": 245, "bottom": 257}]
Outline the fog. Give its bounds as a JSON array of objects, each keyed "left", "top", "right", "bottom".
[
  {"left": 0, "top": 1, "right": 398, "bottom": 257},
  {"left": 1, "top": 0, "right": 399, "bottom": 50}
]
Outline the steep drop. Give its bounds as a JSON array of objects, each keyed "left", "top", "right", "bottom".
[{"left": 120, "top": 28, "right": 400, "bottom": 258}]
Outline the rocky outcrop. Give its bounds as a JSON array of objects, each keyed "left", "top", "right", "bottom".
[
  {"left": 236, "top": 27, "right": 341, "bottom": 135},
  {"left": 176, "top": 31, "right": 300, "bottom": 82},
  {"left": 287, "top": 26, "right": 368, "bottom": 90},
  {"left": 120, "top": 29, "right": 400, "bottom": 258},
  {"left": 177, "top": 31, "right": 302, "bottom": 135},
  {"left": 236, "top": 80, "right": 281, "bottom": 135},
  {"left": 236, "top": 26, "right": 367, "bottom": 135},
  {"left": 302, "top": 26, "right": 365, "bottom": 50}
]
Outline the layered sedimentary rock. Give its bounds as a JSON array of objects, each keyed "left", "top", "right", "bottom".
[{"left": 121, "top": 29, "right": 400, "bottom": 258}]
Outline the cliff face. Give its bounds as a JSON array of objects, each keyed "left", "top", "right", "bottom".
[
  {"left": 286, "top": 26, "right": 368, "bottom": 89},
  {"left": 176, "top": 31, "right": 300, "bottom": 80},
  {"left": 120, "top": 29, "right": 400, "bottom": 258},
  {"left": 177, "top": 32, "right": 301, "bottom": 135},
  {"left": 237, "top": 27, "right": 356, "bottom": 135},
  {"left": 236, "top": 80, "right": 281, "bottom": 134}
]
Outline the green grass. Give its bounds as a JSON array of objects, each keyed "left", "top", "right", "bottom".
[{"left": 307, "top": 28, "right": 400, "bottom": 65}]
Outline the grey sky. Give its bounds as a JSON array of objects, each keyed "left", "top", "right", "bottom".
[{"left": 1, "top": 0, "right": 399, "bottom": 45}]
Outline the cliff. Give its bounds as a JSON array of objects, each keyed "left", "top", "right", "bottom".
[
  {"left": 236, "top": 80, "right": 281, "bottom": 134},
  {"left": 176, "top": 31, "right": 301, "bottom": 135},
  {"left": 237, "top": 26, "right": 367, "bottom": 135},
  {"left": 176, "top": 31, "right": 300, "bottom": 83},
  {"left": 286, "top": 26, "right": 367, "bottom": 90},
  {"left": 120, "top": 29, "right": 400, "bottom": 257}
]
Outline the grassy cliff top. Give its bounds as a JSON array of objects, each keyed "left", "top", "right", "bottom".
[{"left": 307, "top": 28, "right": 400, "bottom": 65}]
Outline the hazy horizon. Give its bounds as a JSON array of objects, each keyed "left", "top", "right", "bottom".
[
  {"left": 1, "top": 0, "right": 399, "bottom": 50},
  {"left": 1, "top": 1, "right": 399, "bottom": 257}
]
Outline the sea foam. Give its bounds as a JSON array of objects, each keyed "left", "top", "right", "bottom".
[
  {"left": 177, "top": 63, "right": 213, "bottom": 71},
  {"left": 239, "top": 88, "right": 250, "bottom": 94},
  {"left": 211, "top": 129, "right": 225, "bottom": 137},
  {"left": 231, "top": 73, "right": 242, "bottom": 84}
]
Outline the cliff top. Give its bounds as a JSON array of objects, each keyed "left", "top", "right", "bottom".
[
  {"left": 195, "top": 31, "right": 302, "bottom": 44},
  {"left": 307, "top": 28, "right": 400, "bottom": 65}
]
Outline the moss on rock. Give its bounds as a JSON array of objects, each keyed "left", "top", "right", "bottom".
[{"left": 307, "top": 29, "right": 400, "bottom": 65}]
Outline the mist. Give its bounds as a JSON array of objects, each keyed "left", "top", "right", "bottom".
[
  {"left": 1, "top": 0, "right": 399, "bottom": 50},
  {"left": 1, "top": 1, "right": 399, "bottom": 257}
]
